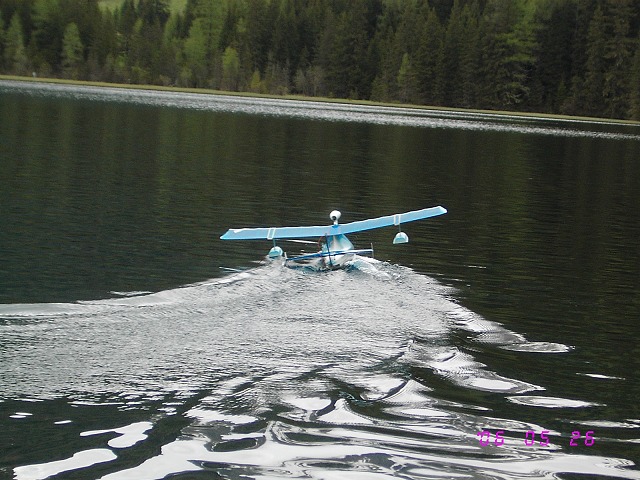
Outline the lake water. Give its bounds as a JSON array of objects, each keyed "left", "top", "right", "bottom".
[{"left": 1, "top": 80, "right": 639, "bottom": 479}]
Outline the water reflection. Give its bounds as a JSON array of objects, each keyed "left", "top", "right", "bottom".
[
  {"left": 2, "top": 81, "right": 640, "bottom": 480},
  {"left": 4, "top": 80, "right": 640, "bottom": 140}
]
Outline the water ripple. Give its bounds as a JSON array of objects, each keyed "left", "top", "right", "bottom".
[{"left": 3, "top": 262, "right": 638, "bottom": 479}]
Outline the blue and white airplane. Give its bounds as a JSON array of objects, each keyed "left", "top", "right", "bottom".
[{"left": 220, "top": 206, "right": 447, "bottom": 269}]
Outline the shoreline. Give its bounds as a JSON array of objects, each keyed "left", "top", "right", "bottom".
[{"left": 2, "top": 74, "right": 639, "bottom": 126}]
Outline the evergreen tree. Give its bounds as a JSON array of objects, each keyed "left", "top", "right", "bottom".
[
  {"left": 629, "top": 36, "right": 640, "bottom": 120},
  {"left": 1, "top": 0, "right": 638, "bottom": 119},
  {"left": 4, "top": 12, "right": 29, "bottom": 74},
  {"left": 248, "top": 68, "right": 264, "bottom": 93},
  {"left": 561, "top": 0, "right": 597, "bottom": 115},
  {"left": 394, "top": 1, "right": 420, "bottom": 60},
  {"left": 322, "top": 1, "right": 378, "bottom": 99},
  {"left": 568, "top": 0, "right": 597, "bottom": 82},
  {"left": 531, "top": 0, "right": 574, "bottom": 112},
  {"left": 0, "top": 10, "right": 5, "bottom": 70},
  {"left": 137, "top": 0, "right": 170, "bottom": 26},
  {"left": 270, "top": 0, "right": 299, "bottom": 77},
  {"left": 263, "top": 56, "right": 289, "bottom": 94},
  {"left": 414, "top": 7, "right": 443, "bottom": 105},
  {"left": 31, "top": 0, "right": 64, "bottom": 72},
  {"left": 298, "top": 0, "right": 327, "bottom": 67},
  {"left": 369, "top": 20, "right": 398, "bottom": 102},
  {"left": 132, "top": 15, "right": 168, "bottom": 83},
  {"left": 182, "top": 0, "right": 227, "bottom": 87},
  {"left": 160, "top": 12, "right": 183, "bottom": 84},
  {"left": 396, "top": 52, "right": 417, "bottom": 103},
  {"left": 218, "top": 1, "right": 239, "bottom": 52},
  {"left": 603, "top": 0, "right": 634, "bottom": 119},
  {"left": 479, "top": 0, "right": 537, "bottom": 109},
  {"left": 584, "top": 5, "right": 607, "bottom": 116},
  {"left": 307, "top": 65, "right": 325, "bottom": 96},
  {"left": 61, "top": 21, "right": 83, "bottom": 79},
  {"left": 243, "top": 0, "right": 273, "bottom": 74},
  {"left": 118, "top": 0, "right": 137, "bottom": 45},
  {"left": 221, "top": 45, "right": 240, "bottom": 90},
  {"left": 89, "top": 9, "right": 118, "bottom": 79},
  {"left": 183, "top": 17, "right": 208, "bottom": 86},
  {"left": 392, "top": 1, "right": 422, "bottom": 103},
  {"left": 435, "top": 0, "right": 464, "bottom": 106},
  {"left": 458, "top": 0, "right": 481, "bottom": 108}
]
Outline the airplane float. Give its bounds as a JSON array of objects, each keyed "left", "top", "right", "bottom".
[{"left": 220, "top": 206, "right": 447, "bottom": 269}]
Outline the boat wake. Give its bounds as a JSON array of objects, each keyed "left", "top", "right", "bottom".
[{"left": 2, "top": 261, "right": 639, "bottom": 480}]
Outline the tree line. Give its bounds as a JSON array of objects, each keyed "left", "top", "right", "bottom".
[{"left": 1, "top": 0, "right": 640, "bottom": 120}]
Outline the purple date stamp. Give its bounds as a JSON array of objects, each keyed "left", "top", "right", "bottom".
[{"left": 477, "top": 430, "right": 595, "bottom": 447}]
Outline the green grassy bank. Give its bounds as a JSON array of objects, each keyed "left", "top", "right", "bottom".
[{"left": 2, "top": 74, "right": 639, "bottom": 126}]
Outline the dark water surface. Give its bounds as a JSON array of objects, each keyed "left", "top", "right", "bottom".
[{"left": 1, "top": 80, "right": 640, "bottom": 479}]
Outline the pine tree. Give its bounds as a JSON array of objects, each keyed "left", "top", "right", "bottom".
[
  {"left": 435, "top": 0, "right": 464, "bottom": 106},
  {"left": 602, "top": 0, "right": 634, "bottom": 119},
  {"left": 1, "top": 0, "right": 637, "bottom": 119},
  {"left": 0, "top": 10, "right": 5, "bottom": 71},
  {"left": 182, "top": 0, "right": 226, "bottom": 87},
  {"left": 479, "top": 0, "right": 538, "bottom": 110},
  {"left": 533, "top": 0, "right": 575, "bottom": 112},
  {"left": 183, "top": 18, "right": 208, "bottom": 86},
  {"left": 264, "top": 56, "right": 289, "bottom": 94},
  {"left": 562, "top": 0, "right": 597, "bottom": 116},
  {"left": 307, "top": 65, "right": 325, "bottom": 97},
  {"left": 137, "top": 0, "right": 170, "bottom": 26},
  {"left": 4, "top": 12, "right": 29, "bottom": 75},
  {"left": 396, "top": 52, "right": 417, "bottom": 103},
  {"left": 369, "top": 22, "right": 397, "bottom": 102},
  {"left": 393, "top": 1, "right": 421, "bottom": 103},
  {"left": 244, "top": 0, "right": 274, "bottom": 74},
  {"left": 459, "top": 0, "right": 481, "bottom": 108},
  {"left": 584, "top": 5, "right": 607, "bottom": 116},
  {"left": 221, "top": 45, "right": 240, "bottom": 90},
  {"left": 119, "top": 0, "right": 138, "bottom": 44},
  {"left": 414, "top": 7, "right": 443, "bottom": 105},
  {"left": 322, "top": 1, "right": 377, "bottom": 99},
  {"left": 32, "top": 0, "right": 64, "bottom": 72},
  {"left": 61, "top": 22, "right": 83, "bottom": 79},
  {"left": 160, "top": 12, "right": 183, "bottom": 84},
  {"left": 271, "top": 0, "right": 299, "bottom": 78},
  {"left": 628, "top": 36, "right": 640, "bottom": 121}
]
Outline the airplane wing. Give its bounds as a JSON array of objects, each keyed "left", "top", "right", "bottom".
[
  {"left": 220, "top": 224, "right": 339, "bottom": 240},
  {"left": 220, "top": 206, "right": 447, "bottom": 240},
  {"left": 336, "top": 206, "right": 447, "bottom": 235}
]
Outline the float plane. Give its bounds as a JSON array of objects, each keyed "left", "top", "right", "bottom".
[{"left": 220, "top": 206, "right": 447, "bottom": 269}]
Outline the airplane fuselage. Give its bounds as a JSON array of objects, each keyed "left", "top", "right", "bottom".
[{"left": 320, "top": 234, "right": 356, "bottom": 268}]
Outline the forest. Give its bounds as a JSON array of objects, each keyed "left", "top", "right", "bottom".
[{"left": 1, "top": 0, "right": 640, "bottom": 121}]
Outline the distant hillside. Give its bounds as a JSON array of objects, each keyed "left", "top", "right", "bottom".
[{"left": 2, "top": 0, "right": 639, "bottom": 121}]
